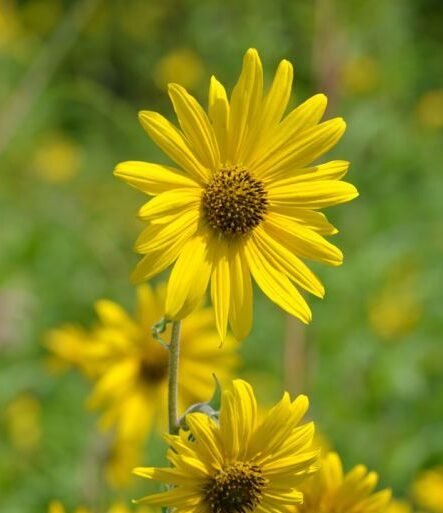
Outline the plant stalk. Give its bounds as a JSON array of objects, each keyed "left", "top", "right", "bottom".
[{"left": 167, "top": 320, "right": 182, "bottom": 435}]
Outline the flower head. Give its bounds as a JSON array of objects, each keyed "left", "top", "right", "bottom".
[
  {"left": 412, "top": 467, "right": 443, "bottom": 513},
  {"left": 134, "top": 379, "right": 319, "bottom": 513},
  {"left": 115, "top": 48, "right": 358, "bottom": 340},
  {"left": 5, "top": 392, "right": 41, "bottom": 454},
  {"left": 296, "top": 452, "right": 391, "bottom": 513},
  {"left": 385, "top": 500, "right": 413, "bottom": 513},
  {"left": 45, "top": 284, "right": 238, "bottom": 443}
]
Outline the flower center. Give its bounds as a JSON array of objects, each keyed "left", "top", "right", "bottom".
[
  {"left": 203, "top": 461, "right": 266, "bottom": 513},
  {"left": 203, "top": 166, "right": 268, "bottom": 237},
  {"left": 139, "top": 358, "right": 168, "bottom": 385}
]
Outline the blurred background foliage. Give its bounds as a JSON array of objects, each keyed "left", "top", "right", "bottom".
[{"left": 1, "top": 0, "right": 443, "bottom": 511}]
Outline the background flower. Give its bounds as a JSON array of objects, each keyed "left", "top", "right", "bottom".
[
  {"left": 411, "top": 467, "right": 443, "bottom": 513},
  {"left": 45, "top": 283, "right": 238, "bottom": 487},
  {"left": 296, "top": 452, "right": 391, "bottom": 513}
]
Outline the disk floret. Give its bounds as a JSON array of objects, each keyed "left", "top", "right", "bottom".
[
  {"left": 203, "top": 166, "right": 268, "bottom": 237},
  {"left": 138, "top": 358, "right": 168, "bottom": 384},
  {"left": 203, "top": 461, "right": 267, "bottom": 513}
]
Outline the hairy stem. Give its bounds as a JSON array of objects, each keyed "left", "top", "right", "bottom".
[{"left": 168, "top": 320, "right": 182, "bottom": 435}]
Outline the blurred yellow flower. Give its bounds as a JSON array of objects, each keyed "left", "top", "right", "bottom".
[
  {"left": 32, "top": 133, "right": 82, "bottom": 183},
  {"left": 296, "top": 452, "right": 391, "bottom": 513},
  {"left": 48, "top": 502, "right": 89, "bottom": 513},
  {"left": 154, "top": 48, "right": 205, "bottom": 91},
  {"left": 368, "top": 264, "right": 422, "bottom": 341},
  {"left": 105, "top": 434, "right": 142, "bottom": 489},
  {"left": 415, "top": 89, "right": 443, "bottom": 129},
  {"left": 45, "top": 283, "right": 238, "bottom": 443},
  {"left": 341, "top": 55, "right": 380, "bottom": 95},
  {"left": 48, "top": 501, "right": 151, "bottom": 513},
  {"left": 45, "top": 325, "right": 96, "bottom": 374},
  {"left": 0, "top": 2, "right": 21, "bottom": 48},
  {"left": 115, "top": 48, "right": 358, "bottom": 341},
  {"left": 412, "top": 467, "right": 443, "bottom": 513},
  {"left": 5, "top": 392, "right": 41, "bottom": 454},
  {"left": 313, "top": 429, "right": 332, "bottom": 455},
  {"left": 369, "top": 293, "right": 421, "bottom": 341},
  {"left": 386, "top": 499, "right": 413, "bottom": 513},
  {"left": 19, "top": 0, "right": 62, "bottom": 36},
  {"left": 134, "top": 379, "right": 319, "bottom": 512}
]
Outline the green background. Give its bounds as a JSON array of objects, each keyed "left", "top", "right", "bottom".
[{"left": 1, "top": 0, "right": 442, "bottom": 511}]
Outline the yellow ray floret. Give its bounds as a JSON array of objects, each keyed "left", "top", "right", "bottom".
[
  {"left": 296, "top": 452, "right": 391, "bottom": 513},
  {"left": 412, "top": 467, "right": 443, "bottom": 513},
  {"left": 115, "top": 48, "right": 358, "bottom": 341},
  {"left": 134, "top": 379, "right": 319, "bottom": 513}
]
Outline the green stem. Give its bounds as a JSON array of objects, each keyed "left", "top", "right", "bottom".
[{"left": 168, "top": 320, "right": 182, "bottom": 435}]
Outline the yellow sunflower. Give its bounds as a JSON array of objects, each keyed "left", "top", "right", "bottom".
[
  {"left": 296, "top": 452, "right": 391, "bottom": 513},
  {"left": 105, "top": 433, "right": 143, "bottom": 488},
  {"left": 385, "top": 500, "right": 413, "bottom": 513},
  {"left": 134, "top": 379, "right": 319, "bottom": 512},
  {"left": 45, "top": 283, "right": 238, "bottom": 443},
  {"left": 115, "top": 48, "right": 358, "bottom": 340},
  {"left": 412, "top": 467, "right": 443, "bottom": 513}
]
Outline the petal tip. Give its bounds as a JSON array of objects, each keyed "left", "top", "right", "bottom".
[
  {"left": 138, "top": 110, "right": 156, "bottom": 125},
  {"left": 336, "top": 117, "right": 347, "bottom": 132},
  {"left": 245, "top": 47, "right": 259, "bottom": 57},
  {"left": 167, "top": 82, "right": 182, "bottom": 94},
  {"left": 313, "top": 93, "right": 328, "bottom": 107},
  {"left": 113, "top": 163, "right": 123, "bottom": 177},
  {"left": 294, "top": 393, "right": 310, "bottom": 411}
]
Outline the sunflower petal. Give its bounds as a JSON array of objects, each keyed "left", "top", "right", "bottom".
[
  {"left": 130, "top": 227, "right": 191, "bottom": 283},
  {"left": 185, "top": 413, "right": 223, "bottom": 468},
  {"left": 289, "top": 160, "right": 350, "bottom": 183},
  {"left": 269, "top": 207, "right": 338, "bottom": 235},
  {"left": 250, "top": 93, "right": 327, "bottom": 172},
  {"left": 134, "top": 209, "right": 199, "bottom": 253},
  {"left": 228, "top": 244, "right": 253, "bottom": 340},
  {"left": 134, "top": 487, "right": 200, "bottom": 507},
  {"left": 248, "top": 392, "right": 293, "bottom": 458},
  {"left": 133, "top": 466, "right": 200, "bottom": 486},
  {"left": 268, "top": 179, "right": 359, "bottom": 209},
  {"left": 262, "top": 489, "right": 304, "bottom": 505},
  {"left": 165, "top": 233, "right": 212, "bottom": 320},
  {"left": 210, "top": 243, "right": 230, "bottom": 341},
  {"left": 228, "top": 48, "right": 263, "bottom": 163},
  {"left": 231, "top": 380, "right": 257, "bottom": 458},
  {"left": 219, "top": 388, "right": 239, "bottom": 461},
  {"left": 168, "top": 83, "right": 220, "bottom": 171},
  {"left": 253, "top": 227, "right": 325, "bottom": 298},
  {"left": 358, "top": 490, "right": 392, "bottom": 513},
  {"left": 244, "top": 237, "right": 312, "bottom": 323},
  {"left": 114, "top": 161, "right": 198, "bottom": 195},
  {"left": 94, "top": 299, "right": 133, "bottom": 328},
  {"left": 138, "top": 189, "right": 201, "bottom": 220},
  {"left": 264, "top": 212, "right": 343, "bottom": 266},
  {"left": 243, "top": 58, "right": 294, "bottom": 164},
  {"left": 139, "top": 111, "right": 210, "bottom": 183},
  {"left": 208, "top": 76, "right": 229, "bottom": 163},
  {"left": 255, "top": 117, "right": 346, "bottom": 180},
  {"left": 263, "top": 450, "right": 319, "bottom": 475}
]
